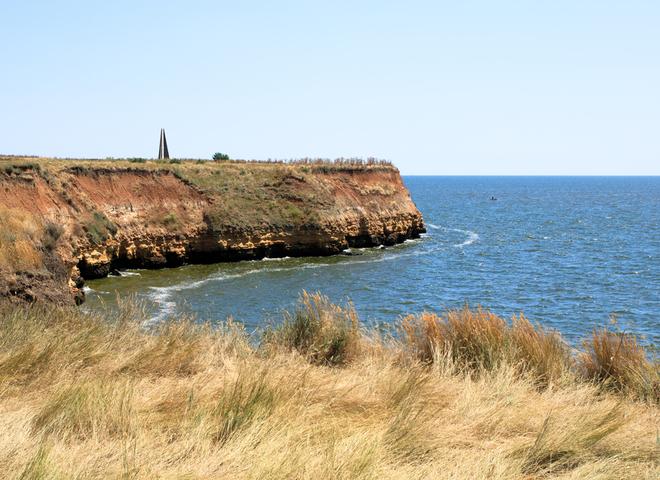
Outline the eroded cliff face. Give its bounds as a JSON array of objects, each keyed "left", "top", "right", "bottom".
[{"left": 0, "top": 158, "right": 425, "bottom": 304}]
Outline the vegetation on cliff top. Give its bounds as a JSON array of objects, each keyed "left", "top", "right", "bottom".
[{"left": 0, "top": 293, "right": 657, "bottom": 479}]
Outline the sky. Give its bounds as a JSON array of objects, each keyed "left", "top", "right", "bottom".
[{"left": 1, "top": 1, "right": 659, "bottom": 175}]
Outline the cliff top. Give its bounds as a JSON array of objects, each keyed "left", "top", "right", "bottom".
[{"left": 0, "top": 155, "right": 397, "bottom": 174}]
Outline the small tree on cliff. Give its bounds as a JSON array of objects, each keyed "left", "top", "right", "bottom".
[{"left": 213, "top": 152, "right": 230, "bottom": 161}]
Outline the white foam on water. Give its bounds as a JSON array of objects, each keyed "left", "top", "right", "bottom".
[
  {"left": 147, "top": 287, "right": 178, "bottom": 324},
  {"left": 453, "top": 229, "right": 479, "bottom": 247},
  {"left": 433, "top": 225, "right": 479, "bottom": 248},
  {"left": 426, "top": 224, "right": 479, "bottom": 248},
  {"left": 83, "top": 285, "right": 111, "bottom": 295},
  {"left": 118, "top": 271, "right": 141, "bottom": 277},
  {"left": 262, "top": 256, "right": 291, "bottom": 262}
]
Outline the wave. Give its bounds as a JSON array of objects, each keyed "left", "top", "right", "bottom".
[
  {"left": 147, "top": 288, "right": 177, "bottom": 324},
  {"left": 453, "top": 229, "right": 479, "bottom": 248},
  {"left": 262, "top": 256, "right": 291, "bottom": 262},
  {"left": 431, "top": 225, "right": 479, "bottom": 248},
  {"left": 426, "top": 223, "right": 478, "bottom": 247},
  {"left": 118, "top": 271, "right": 141, "bottom": 277}
]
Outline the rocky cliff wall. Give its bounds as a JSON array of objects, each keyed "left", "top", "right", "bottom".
[{"left": 0, "top": 158, "right": 425, "bottom": 304}]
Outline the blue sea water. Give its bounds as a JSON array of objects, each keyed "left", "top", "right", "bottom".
[{"left": 86, "top": 176, "right": 659, "bottom": 345}]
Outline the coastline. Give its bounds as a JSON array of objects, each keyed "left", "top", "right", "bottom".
[{"left": 0, "top": 156, "right": 425, "bottom": 305}]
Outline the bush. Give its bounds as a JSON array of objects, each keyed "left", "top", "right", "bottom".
[
  {"left": 42, "top": 222, "right": 64, "bottom": 251},
  {"left": 84, "top": 212, "right": 117, "bottom": 244},
  {"left": 2, "top": 162, "right": 41, "bottom": 175},
  {"left": 263, "top": 291, "right": 360, "bottom": 366},
  {"left": 213, "top": 152, "right": 230, "bottom": 161},
  {"left": 162, "top": 212, "right": 178, "bottom": 227}
]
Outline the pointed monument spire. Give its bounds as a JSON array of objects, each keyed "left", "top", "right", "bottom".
[{"left": 158, "top": 128, "right": 170, "bottom": 159}]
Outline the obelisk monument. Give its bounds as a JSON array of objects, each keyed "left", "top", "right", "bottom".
[{"left": 158, "top": 128, "right": 170, "bottom": 159}]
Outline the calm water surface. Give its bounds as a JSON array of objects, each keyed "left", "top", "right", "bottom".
[{"left": 86, "top": 177, "right": 659, "bottom": 345}]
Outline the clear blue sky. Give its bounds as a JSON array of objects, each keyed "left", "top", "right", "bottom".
[{"left": 2, "top": 1, "right": 659, "bottom": 174}]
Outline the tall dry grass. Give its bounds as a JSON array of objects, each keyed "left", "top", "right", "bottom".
[
  {"left": 263, "top": 291, "right": 360, "bottom": 366},
  {"left": 0, "top": 207, "right": 44, "bottom": 272},
  {"left": 579, "top": 328, "right": 659, "bottom": 401},
  {"left": 401, "top": 307, "right": 573, "bottom": 387},
  {"left": 0, "top": 297, "right": 657, "bottom": 479}
]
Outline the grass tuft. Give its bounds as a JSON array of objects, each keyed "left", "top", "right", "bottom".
[
  {"left": 264, "top": 291, "right": 360, "bottom": 366},
  {"left": 517, "top": 406, "right": 625, "bottom": 475},
  {"left": 210, "top": 367, "right": 277, "bottom": 445},
  {"left": 402, "top": 308, "right": 574, "bottom": 386},
  {"left": 579, "top": 328, "right": 659, "bottom": 401},
  {"left": 32, "top": 379, "right": 134, "bottom": 440}
]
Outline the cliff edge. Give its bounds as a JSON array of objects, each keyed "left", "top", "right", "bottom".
[{"left": 0, "top": 157, "right": 425, "bottom": 304}]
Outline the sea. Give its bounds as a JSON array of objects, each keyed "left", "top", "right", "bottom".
[{"left": 85, "top": 176, "right": 659, "bottom": 346}]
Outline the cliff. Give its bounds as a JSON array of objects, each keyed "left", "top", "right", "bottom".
[{"left": 0, "top": 157, "right": 425, "bottom": 304}]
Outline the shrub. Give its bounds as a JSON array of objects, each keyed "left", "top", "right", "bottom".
[
  {"left": 127, "top": 157, "right": 147, "bottom": 163},
  {"left": 84, "top": 211, "right": 117, "bottom": 244},
  {"left": 162, "top": 212, "right": 179, "bottom": 227},
  {"left": 42, "top": 222, "right": 64, "bottom": 251},
  {"left": 263, "top": 291, "right": 360, "bottom": 366},
  {"left": 3, "top": 165, "right": 20, "bottom": 175},
  {"left": 2, "top": 162, "right": 41, "bottom": 176},
  {"left": 213, "top": 152, "right": 230, "bottom": 161}
]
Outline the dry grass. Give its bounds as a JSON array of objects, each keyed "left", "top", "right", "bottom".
[
  {"left": 0, "top": 207, "right": 44, "bottom": 272},
  {"left": 579, "top": 328, "right": 659, "bottom": 401},
  {"left": 401, "top": 307, "right": 573, "bottom": 387},
  {"left": 0, "top": 298, "right": 657, "bottom": 479},
  {"left": 263, "top": 291, "right": 360, "bottom": 366}
]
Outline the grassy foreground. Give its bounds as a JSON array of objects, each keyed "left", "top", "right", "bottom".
[{"left": 0, "top": 293, "right": 657, "bottom": 479}]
